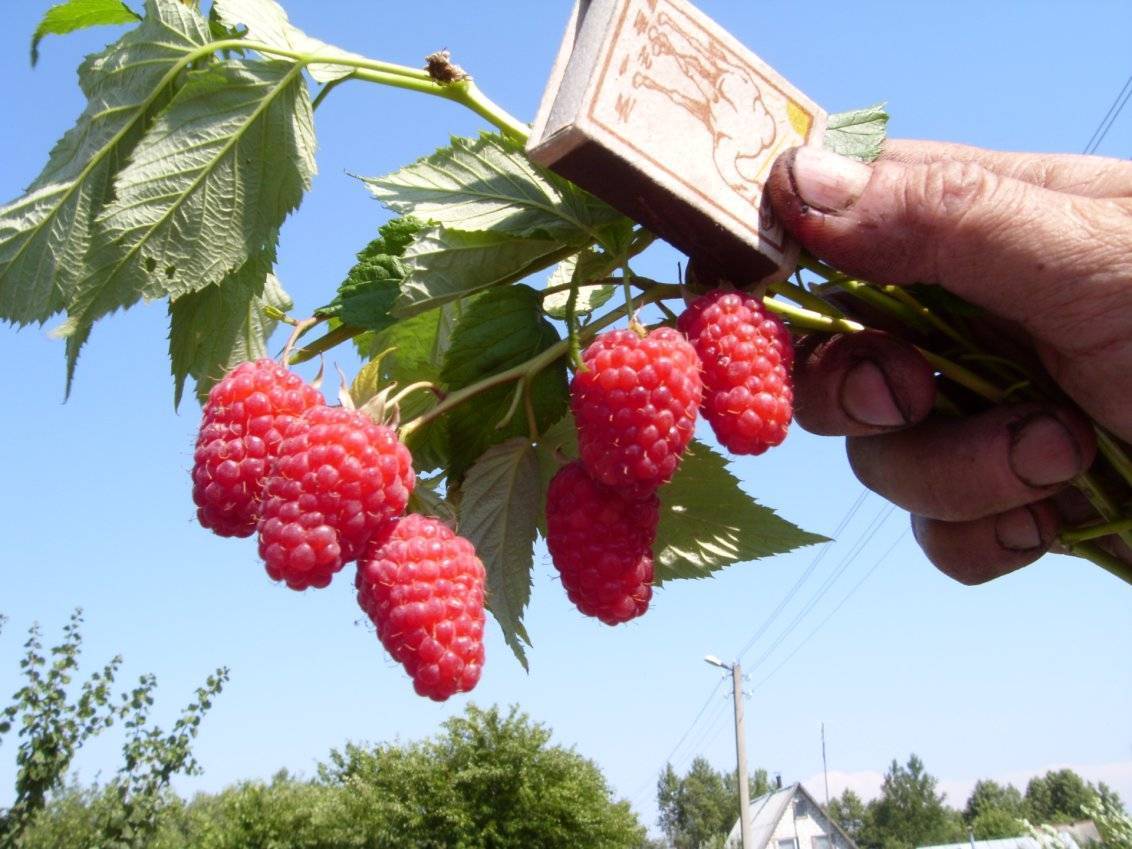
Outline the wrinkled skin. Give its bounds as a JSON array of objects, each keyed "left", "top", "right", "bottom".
[{"left": 763, "top": 139, "right": 1132, "bottom": 583}]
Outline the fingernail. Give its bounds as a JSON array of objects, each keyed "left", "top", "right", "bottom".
[
  {"left": 789, "top": 146, "right": 872, "bottom": 212},
  {"left": 1008, "top": 412, "right": 1083, "bottom": 488},
  {"left": 995, "top": 507, "right": 1043, "bottom": 552},
  {"left": 839, "top": 360, "right": 907, "bottom": 427}
]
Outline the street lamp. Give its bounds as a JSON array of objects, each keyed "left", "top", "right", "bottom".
[{"left": 705, "top": 655, "right": 752, "bottom": 849}]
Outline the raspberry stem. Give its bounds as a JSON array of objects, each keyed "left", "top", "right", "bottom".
[{"left": 398, "top": 286, "right": 671, "bottom": 440}]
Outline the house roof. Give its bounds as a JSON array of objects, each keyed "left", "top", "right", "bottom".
[
  {"left": 725, "top": 782, "right": 861, "bottom": 849},
  {"left": 917, "top": 828, "right": 1088, "bottom": 849}
]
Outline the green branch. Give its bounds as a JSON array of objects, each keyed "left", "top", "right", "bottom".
[{"left": 399, "top": 287, "right": 669, "bottom": 440}]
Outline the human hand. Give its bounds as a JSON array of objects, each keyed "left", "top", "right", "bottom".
[{"left": 765, "top": 140, "right": 1132, "bottom": 583}]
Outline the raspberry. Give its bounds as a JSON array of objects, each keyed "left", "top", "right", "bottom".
[
  {"left": 192, "top": 359, "right": 324, "bottom": 538},
  {"left": 570, "top": 327, "right": 702, "bottom": 499},
  {"left": 257, "top": 406, "right": 414, "bottom": 590},
  {"left": 357, "top": 514, "right": 486, "bottom": 701},
  {"left": 677, "top": 290, "right": 794, "bottom": 455},
  {"left": 545, "top": 461, "right": 657, "bottom": 625}
]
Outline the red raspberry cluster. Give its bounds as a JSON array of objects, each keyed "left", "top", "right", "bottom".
[
  {"left": 192, "top": 359, "right": 324, "bottom": 538},
  {"left": 192, "top": 361, "right": 487, "bottom": 701},
  {"left": 258, "top": 405, "right": 414, "bottom": 590},
  {"left": 546, "top": 462, "right": 657, "bottom": 625},
  {"left": 678, "top": 290, "right": 794, "bottom": 455},
  {"left": 357, "top": 514, "right": 486, "bottom": 701},
  {"left": 549, "top": 294, "right": 794, "bottom": 625}
]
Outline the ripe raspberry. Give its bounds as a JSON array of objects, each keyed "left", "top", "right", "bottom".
[
  {"left": 677, "top": 290, "right": 794, "bottom": 455},
  {"left": 357, "top": 514, "right": 486, "bottom": 701},
  {"left": 257, "top": 406, "right": 414, "bottom": 590},
  {"left": 192, "top": 359, "right": 324, "bottom": 538},
  {"left": 570, "top": 327, "right": 702, "bottom": 499},
  {"left": 545, "top": 461, "right": 657, "bottom": 625}
]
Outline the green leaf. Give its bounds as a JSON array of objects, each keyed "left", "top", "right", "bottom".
[
  {"left": 356, "top": 302, "right": 462, "bottom": 473},
  {"left": 542, "top": 247, "right": 618, "bottom": 320},
  {"left": 61, "top": 57, "right": 316, "bottom": 383},
  {"left": 395, "top": 226, "right": 574, "bottom": 317},
  {"left": 314, "top": 217, "right": 424, "bottom": 330},
  {"left": 363, "top": 133, "right": 623, "bottom": 239},
  {"left": 212, "top": 0, "right": 369, "bottom": 83},
  {"left": 0, "top": 0, "right": 210, "bottom": 326},
  {"left": 533, "top": 412, "right": 578, "bottom": 537},
  {"left": 439, "top": 286, "right": 568, "bottom": 481},
  {"left": 168, "top": 260, "right": 291, "bottom": 407},
  {"left": 458, "top": 437, "right": 540, "bottom": 670},
  {"left": 824, "top": 104, "right": 889, "bottom": 163},
  {"left": 654, "top": 441, "right": 827, "bottom": 583},
  {"left": 407, "top": 477, "right": 458, "bottom": 530},
  {"left": 31, "top": 0, "right": 141, "bottom": 66}
]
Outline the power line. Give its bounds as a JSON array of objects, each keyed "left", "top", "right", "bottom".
[
  {"left": 626, "top": 677, "right": 725, "bottom": 807},
  {"left": 1084, "top": 71, "right": 1132, "bottom": 155},
  {"left": 735, "top": 490, "right": 870, "bottom": 660},
  {"left": 742, "top": 503, "right": 896, "bottom": 676},
  {"left": 750, "top": 528, "right": 909, "bottom": 694}
]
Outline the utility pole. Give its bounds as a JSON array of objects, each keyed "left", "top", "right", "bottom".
[
  {"left": 821, "top": 722, "right": 830, "bottom": 808},
  {"left": 705, "top": 656, "right": 752, "bottom": 849}
]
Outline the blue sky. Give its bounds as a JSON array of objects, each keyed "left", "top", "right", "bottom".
[{"left": 1, "top": 0, "right": 1130, "bottom": 835}]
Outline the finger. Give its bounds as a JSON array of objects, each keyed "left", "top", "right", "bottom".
[
  {"left": 911, "top": 502, "right": 1061, "bottom": 585},
  {"left": 793, "top": 330, "right": 936, "bottom": 436},
  {"left": 882, "top": 139, "right": 1132, "bottom": 198},
  {"left": 845, "top": 404, "right": 1097, "bottom": 522},
  {"left": 765, "top": 146, "right": 1132, "bottom": 352}
]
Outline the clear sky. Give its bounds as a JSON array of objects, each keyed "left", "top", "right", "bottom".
[{"left": 1, "top": 0, "right": 1130, "bottom": 836}]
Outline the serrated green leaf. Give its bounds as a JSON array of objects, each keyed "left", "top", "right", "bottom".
[
  {"left": 395, "top": 226, "right": 574, "bottom": 318},
  {"left": 440, "top": 286, "right": 568, "bottom": 481},
  {"left": 314, "top": 217, "right": 424, "bottom": 329},
  {"left": 168, "top": 260, "right": 291, "bottom": 407},
  {"left": 61, "top": 57, "right": 316, "bottom": 383},
  {"left": 0, "top": 0, "right": 209, "bottom": 326},
  {"left": 543, "top": 247, "right": 618, "bottom": 320},
  {"left": 533, "top": 412, "right": 578, "bottom": 537},
  {"left": 824, "top": 104, "right": 889, "bottom": 162},
  {"left": 212, "top": 0, "right": 368, "bottom": 83},
  {"left": 407, "top": 477, "right": 458, "bottom": 530},
  {"left": 459, "top": 437, "right": 540, "bottom": 670},
  {"left": 356, "top": 302, "right": 461, "bottom": 473},
  {"left": 654, "top": 441, "right": 827, "bottom": 583},
  {"left": 31, "top": 0, "right": 141, "bottom": 66},
  {"left": 364, "top": 133, "right": 624, "bottom": 239}
]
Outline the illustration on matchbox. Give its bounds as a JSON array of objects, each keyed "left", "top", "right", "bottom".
[{"left": 589, "top": 0, "right": 819, "bottom": 251}]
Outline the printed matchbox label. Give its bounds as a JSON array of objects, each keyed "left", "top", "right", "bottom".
[{"left": 529, "top": 0, "right": 826, "bottom": 281}]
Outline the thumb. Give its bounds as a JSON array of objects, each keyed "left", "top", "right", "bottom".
[{"left": 766, "top": 145, "right": 1132, "bottom": 350}]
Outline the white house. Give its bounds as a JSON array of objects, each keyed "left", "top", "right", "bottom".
[{"left": 725, "top": 782, "right": 860, "bottom": 849}]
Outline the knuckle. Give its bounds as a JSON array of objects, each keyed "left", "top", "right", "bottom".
[{"left": 910, "top": 159, "right": 1000, "bottom": 220}]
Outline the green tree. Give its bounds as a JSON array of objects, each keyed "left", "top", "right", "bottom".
[
  {"left": 970, "top": 809, "right": 1025, "bottom": 840},
  {"left": 656, "top": 759, "right": 770, "bottom": 849},
  {"left": 1024, "top": 770, "right": 1099, "bottom": 824},
  {"left": 1084, "top": 792, "right": 1132, "bottom": 849},
  {"left": 320, "top": 703, "right": 645, "bottom": 849},
  {"left": 0, "top": 611, "right": 227, "bottom": 849},
  {"left": 828, "top": 789, "right": 868, "bottom": 846},
  {"left": 861, "top": 755, "right": 963, "bottom": 849},
  {"left": 962, "top": 780, "right": 1025, "bottom": 839},
  {"left": 658, "top": 758, "right": 733, "bottom": 849}
]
